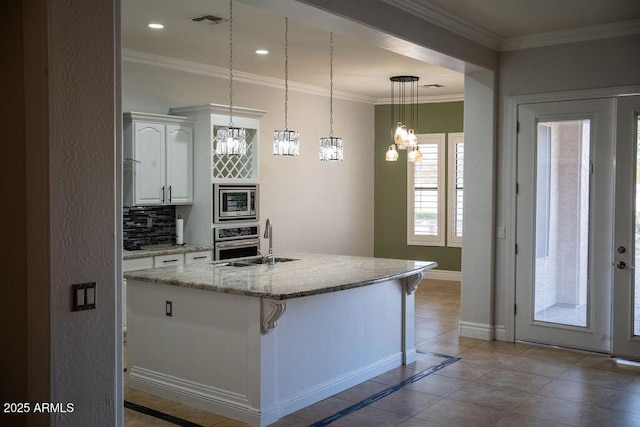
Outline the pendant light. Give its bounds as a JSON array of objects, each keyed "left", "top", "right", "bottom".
[
  {"left": 385, "top": 144, "right": 399, "bottom": 161},
  {"left": 319, "top": 32, "right": 343, "bottom": 162},
  {"left": 215, "top": 0, "right": 247, "bottom": 156},
  {"left": 386, "top": 75, "right": 422, "bottom": 162},
  {"left": 273, "top": 17, "right": 300, "bottom": 156}
]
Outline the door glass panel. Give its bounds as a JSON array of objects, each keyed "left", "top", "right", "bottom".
[
  {"left": 534, "top": 119, "right": 591, "bottom": 327},
  {"left": 635, "top": 115, "right": 640, "bottom": 336}
]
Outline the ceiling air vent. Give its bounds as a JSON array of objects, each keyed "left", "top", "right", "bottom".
[
  {"left": 191, "top": 15, "right": 226, "bottom": 25},
  {"left": 423, "top": 84, "right": 445, "bottom": 88}
]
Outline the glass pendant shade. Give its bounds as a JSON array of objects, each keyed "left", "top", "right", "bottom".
[
  {"left": 408, "top": 145, "right": 422, "bottom": 163},
  {"left": 215, "top": 126, "right": 247, "bottom": 156},
  {"left": 385, "top": 144, "right": 399, "bottom": 161},
  {"left": 319, "top": 136, "right": 343, "bottom": 161},
  {"left": 395, "top": 123, "right": 409, "bottom": 148},
  {"left": 407, "top": 129, "right": 418, "bottom": 147},
  {"left": 273, "top": 130, "right": 299, "bottom": 156}
]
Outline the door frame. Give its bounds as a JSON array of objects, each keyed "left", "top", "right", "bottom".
[{"left": 502, "top": 85, "right": 640, "bottom": 343}]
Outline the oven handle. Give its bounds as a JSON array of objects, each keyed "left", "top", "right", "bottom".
[{"left": 216, "top": 239, "right": 260, "bottom": 249}]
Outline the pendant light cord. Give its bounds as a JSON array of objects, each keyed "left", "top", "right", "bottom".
[
  {"left": 228, "top": 0, "right": 234, "bottom": 127},
  {"left": 284, "top": 17, "right": 289, "bottom": 131},
  {"left": 329, "top": 32, "right": 334, "bottom": 138}
]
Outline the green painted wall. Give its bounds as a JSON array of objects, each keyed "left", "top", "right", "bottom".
[{"left": 374, "top": 101, "right": 464, "bottom": 271}]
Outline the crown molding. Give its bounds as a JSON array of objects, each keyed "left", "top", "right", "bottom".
[
  {"left": 380, "top": 0, "right": 503, "bottom": 50},
  {"left": 375, "top": 94, "right": 464, "bottom": 105},
  {"left": 380, "top": 1, "right": 640, "bottom": 52},
  {"left": 122, "top": 49, "right": 376, "bottom": 104},
  {"left": 501, "top": 18, "right": 640, "bottom": 51}
]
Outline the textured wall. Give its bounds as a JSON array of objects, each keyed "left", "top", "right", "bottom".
[{"left": 48, "top": 0, "right": 120, "bottom": 424}]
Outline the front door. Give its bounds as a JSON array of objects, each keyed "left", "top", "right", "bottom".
[{"left": 515, "top": 98, "right": 615, "bottom": 353}]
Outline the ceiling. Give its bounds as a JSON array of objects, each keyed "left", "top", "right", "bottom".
[{"left": 121, "top": 0, "right": 640, "bottom": 101}]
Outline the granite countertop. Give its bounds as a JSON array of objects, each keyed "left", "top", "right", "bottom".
[
  {"left": 123, "top": 252, "right": 436, "bottom": 299},
  {"left": 123, "top": 244, "right": 214, "bottom": 260}
]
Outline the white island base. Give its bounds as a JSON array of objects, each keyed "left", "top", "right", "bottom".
[{"left": 127, "top": 273, "right": 423, "bottom": 426}]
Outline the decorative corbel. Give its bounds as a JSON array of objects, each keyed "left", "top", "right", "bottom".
[
  {"left": 261, "top": 299, "right": 287, "bottom": 334},
  {"left": 405, "top": 272, "right": 424, "bottom": 295}
]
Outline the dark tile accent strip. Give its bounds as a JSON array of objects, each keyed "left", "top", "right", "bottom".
[
  {"left": 123, "top": 205, "right": 177, "bottom": 248},
  {"left": 308, "top": 351, "right": 460, "bottom": 426},
  {"left": 124, "top": 400, "right": 204, "bottom": 427}
]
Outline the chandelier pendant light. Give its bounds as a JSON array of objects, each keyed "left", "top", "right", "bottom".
[
  {"left": 273, "top": 17, "right": 300, "bottom": 156},
  {"left": 387, "top": 75, "right": 421, "bottom": 162},
  {"left": 319, "top": 32, "right": 343, "bottom": 162},
  {"left": 215, "top": 0, "right": 248, "bottom": 156}
]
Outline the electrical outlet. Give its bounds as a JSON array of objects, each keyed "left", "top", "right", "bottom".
[
  {"left": 147, "top": 217, "right": 153, "bottom": 228},
  {"left": 166, "top": 301, "right": 172, "bottom": 317}
]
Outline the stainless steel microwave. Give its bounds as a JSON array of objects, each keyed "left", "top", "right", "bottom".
[{"left": 213, "top": 184, "right": 259, "bottom": 223}]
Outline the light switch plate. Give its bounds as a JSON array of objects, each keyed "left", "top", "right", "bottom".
[{"left": 72, "top": 282, "right": 96, "bottom": 311}]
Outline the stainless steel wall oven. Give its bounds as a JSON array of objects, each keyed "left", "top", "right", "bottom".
[{"left": 213, "top": 224, "right": 260, "bottom": 260}]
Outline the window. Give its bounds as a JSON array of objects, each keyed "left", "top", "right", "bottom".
[
  {"left": 535, "top": 124, "right": 551, "bottom": 258},
  {"left": 408, "top": 132, "right": 464, "bottom": 247},
  {"left": 447, "top": 133, "right": 464, "bottom": 247},
  {"left": 408, "top": 133, "right": 446, "bottom": 246}
]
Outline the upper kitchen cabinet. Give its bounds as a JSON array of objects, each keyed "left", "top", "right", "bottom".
[
  {"left": 169, "top": 104, "right": 266, "bottom": 183},
  {"left": 124, "top": 112, "right": 195, "bottom": 206}
]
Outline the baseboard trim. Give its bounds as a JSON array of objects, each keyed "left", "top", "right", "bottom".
[
  {"left": 459, "top": 321, "right": 494, "bottom": 340},
  {"left": 278, "top": 352, "right": 403, "bottom": 417},
  {"left": 129, "top": 366, "right": 269, "bottom": 426},
  {"left": 129, "top": 352, "right": 405, "bottom": 426},
  {"left": 424, "top": 269, "right": 461, "bottom": 281},
  {"left": 493, "top": 325, "right": 507, "bottom": 341}
]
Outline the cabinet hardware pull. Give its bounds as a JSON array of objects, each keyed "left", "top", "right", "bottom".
[
  {"left": 162, "top": 186, "right": 165, "bottom": 203},
  {"left": 163, "top": 259, "right": 179, "bottom": 263},
  {"left": 193, "top": 256, "right": 208, "bottom": 260},
  {"left": 169, "top": 185, "right": 172, "bottom": 203}
]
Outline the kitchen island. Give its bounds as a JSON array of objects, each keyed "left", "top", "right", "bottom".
[{"left": 125, "top": 253, "right": 436, "bottom": 426}]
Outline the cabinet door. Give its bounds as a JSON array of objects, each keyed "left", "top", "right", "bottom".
[
  {"left": 134, "top": 123, "right": 165, "bottom": 205},
  {"left": 166, "top": 125, "right": 193, "bottom": 204}
]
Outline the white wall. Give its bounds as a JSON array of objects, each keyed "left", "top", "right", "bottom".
[
  {"left": 122, "top": 58, "right": 375, "bottom": 256},
  {"left": 495, "top": 34, "right": 640, "bottom": 339}
]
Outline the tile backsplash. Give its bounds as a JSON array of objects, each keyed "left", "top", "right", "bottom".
[{"left": 123, "top": 205, "right": 176, "bottom": 249}]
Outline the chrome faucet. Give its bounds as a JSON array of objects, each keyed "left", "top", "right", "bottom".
[{"left": 263, "top": 218, "right": 274, "bottom": 264}]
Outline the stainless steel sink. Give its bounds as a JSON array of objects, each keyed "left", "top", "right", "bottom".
[{"left": 214, "top": 257, "right": 298, "bottom": 267}]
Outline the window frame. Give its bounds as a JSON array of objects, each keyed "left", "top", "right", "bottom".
[
  {"left": 407, "top": 133, "right": 446, "bottom": 247},
  {"left": 447, "top": 132, "right": 464, "bottom": 247}
]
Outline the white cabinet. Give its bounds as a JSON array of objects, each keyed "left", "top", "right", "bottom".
[
  {"left": 124, "top": 112, "right": 195, "bottom": 206},
  {"left": 169, "top": 104, "right": 266, "bottom": 245}
]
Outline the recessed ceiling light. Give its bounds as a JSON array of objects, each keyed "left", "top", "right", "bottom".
[
  {"left": 148, "top": 23, "right": 164, "bottom": 29},
  {"left": 255, "top": 49, "right": 269, "bottom": 55}
]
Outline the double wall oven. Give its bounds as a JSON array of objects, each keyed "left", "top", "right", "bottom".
[{"left": 212, "top": 184, "right": 260, "bottom": 260}]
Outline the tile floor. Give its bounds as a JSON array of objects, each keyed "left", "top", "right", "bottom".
[{"left": 125, "top": 279, "right": 640, "bottom": 426}]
